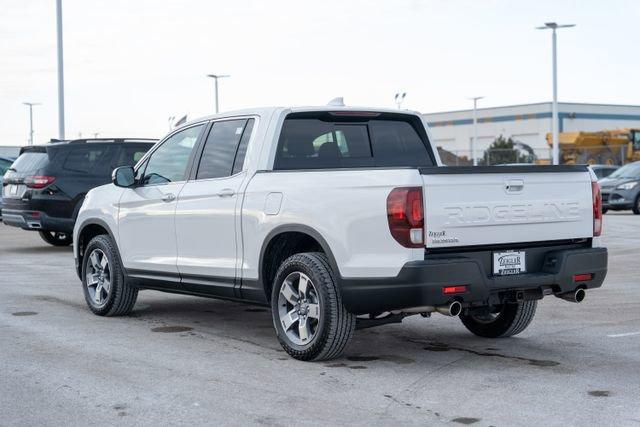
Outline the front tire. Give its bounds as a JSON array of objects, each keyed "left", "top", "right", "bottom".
[
  {"left": 39, "top": 230, "right": 72, "bottom": 246},
  {"left": 460, "top": 300, "right": 537, "bottom": 338},
  {"left": 633, "top": 195, "right": 640, "bottom": 215},
  {"left": 81, "top": 234, "right": 138, "bottom": 316},
  {"left": 271, "top": 252, "right": 355, "bottom": 361}
]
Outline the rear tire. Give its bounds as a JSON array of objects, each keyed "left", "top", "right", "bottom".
[
  {"left": 601, "top": 207, "right": 608, "bottom": 214},
  {"left": 271, "top": 252, "right": 355, "bottom": 361},
  {"left": 39, "top": 231, "right": 72, "bottom": 246},
  {"left": 81, "top": 234, "right": 138, "bottom": 316},
  {"left": 633, "top": 195, "right": 640, "bottom": 215},
  {"left": 460, "top": 300, "right": 537, "bottom": 338}
]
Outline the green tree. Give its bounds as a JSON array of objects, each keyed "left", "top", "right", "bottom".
[{"left": 480, "top": 135, "right": 531, "bottom": 165}]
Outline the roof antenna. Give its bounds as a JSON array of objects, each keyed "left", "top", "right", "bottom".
[{"left": 327, "top": 97, "right": 345, "bottom": 107}]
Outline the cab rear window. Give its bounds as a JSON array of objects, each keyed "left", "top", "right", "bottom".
[{"left": 274, "top": 112, "right": 434, "bottom": 170}]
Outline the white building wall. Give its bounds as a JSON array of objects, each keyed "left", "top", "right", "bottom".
[{"left": 423, "top": 102, "right": 640, "bottom": 161}]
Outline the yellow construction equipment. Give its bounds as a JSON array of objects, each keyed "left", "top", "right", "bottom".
[{"left": 546, "top": 129, "right": 640, "bottom": 165}]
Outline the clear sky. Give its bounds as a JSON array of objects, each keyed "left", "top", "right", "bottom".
[{"left": 1, "top": 0, "right": 638, "bottom": 146}]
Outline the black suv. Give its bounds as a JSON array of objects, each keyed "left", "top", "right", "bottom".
[{"left": 1, "top": 138, "right": 156, "bottom": 246}]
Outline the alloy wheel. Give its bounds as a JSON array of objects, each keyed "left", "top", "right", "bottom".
[
  {"left": 85, "top": 249, "right": 111, "bottom": 307},
  {"left": 277, "top": 272, "right": 321, "bottom": 345}
]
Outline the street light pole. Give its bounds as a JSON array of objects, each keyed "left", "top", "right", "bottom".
[
  {"left": 469, "top": 96, "right": 484, "bottom": 166},
  {"left": 56, "top": 0, "right": 65, "bottom": 139},
  {"left": 537, "top": 22, "right": 575, "bottom": 165},
  {"left": 394, "top": 92, "right": 406, "bottom": 109},
  {"left": 206, "top": 74, "right": 230, "bottom": 113},
  {"left": 23, "top": 102, "right": 41, "bottom": 146}
]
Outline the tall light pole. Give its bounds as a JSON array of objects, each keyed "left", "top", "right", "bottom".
[
  {"left": 56, "top": 0, "right": 65, "bottom": 139},
  {"left": 23, "top": 102, "right": 41, "bottom": 146},
  {"left": 394, "top": 92, "right": 406, "bottom": 109},
  {"left": 537, "top": 22, "right": 575, "bottom": 165},
  {"left": 206, "top": 74, "right": 230, "bottom": 113},
  {"left": 469, "top": 96, "right": 483, "bottom": 166}
]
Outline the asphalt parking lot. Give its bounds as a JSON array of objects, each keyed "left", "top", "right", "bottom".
[{"left": 1, "top": 213, "right": 639, "bottom": 426}]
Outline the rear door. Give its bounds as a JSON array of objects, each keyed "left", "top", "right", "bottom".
[
  {"left": 175, "top": 118, "right": 254, "bottom": 297},
  {"left": 420, "top": 166, "right": 594, "bottom": 249},
  {"left": 118, "top": 124, "right": 204, "bottom": 278}
]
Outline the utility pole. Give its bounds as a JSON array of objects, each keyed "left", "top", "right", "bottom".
[
  {"left": 537, "top": 22, "right": 575, "bottom": 165},
  {"left": 56, "top": 0, "right": 66, "bottom": 139},
  {"left": 206, "top": 74, "right": 230, "bottom": 113},
  {"left": 469, "top": 96, "right": 484, "bottom": 166},
  {"left": 22, "top": 102, "right": 41, "bottom": 146}
]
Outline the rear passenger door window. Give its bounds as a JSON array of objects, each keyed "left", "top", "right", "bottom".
[{"left": 196, "top": 119, "right": 254, "bottom": 179}]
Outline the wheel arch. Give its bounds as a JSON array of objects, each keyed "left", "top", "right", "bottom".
[
  {"left": 75, "top": 218, "right": 120, "bottom": 279},
  {"left": 258, "top": 224, "right": 341, "bottom": 302}
]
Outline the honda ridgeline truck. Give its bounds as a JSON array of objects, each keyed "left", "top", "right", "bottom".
[{"left": 73, "top": 106, "right": 608, "bottom": 361}]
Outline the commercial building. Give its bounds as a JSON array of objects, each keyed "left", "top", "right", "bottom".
[{"left": 423, "top": 102, "right": 640, "bottom": 162}]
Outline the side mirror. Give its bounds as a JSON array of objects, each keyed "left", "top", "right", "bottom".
[{"left": 112, "top": 166, "right": 136, "bottom": 188}]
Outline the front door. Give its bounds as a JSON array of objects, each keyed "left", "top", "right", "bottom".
[
  {"left": 118, "top": 124, "right": 204, "bottom": 281},
  {"left": 175, "top": 118, "right": 254, "bottom": 297}
]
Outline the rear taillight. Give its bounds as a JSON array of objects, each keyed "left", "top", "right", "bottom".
[
  {"left": 387, "top": 187, "right": 424, "bottom": 248},
  {"left": 24, "top": 175, "right": 56, "bottom": 189},
  {"left": 592, "top": 180, "right": 602, "bottom": 237}
]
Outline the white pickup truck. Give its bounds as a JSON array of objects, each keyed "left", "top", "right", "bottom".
[{"left": 73, "top": 105, "right": 608, "bottom": 361}]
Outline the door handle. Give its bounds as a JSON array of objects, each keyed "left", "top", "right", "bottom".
[
  {"left": 162, "top": 193, "right": 176, "bottom": 202},
  {"left": 218, "top": 188, "right": 235, "bottom": 198}
]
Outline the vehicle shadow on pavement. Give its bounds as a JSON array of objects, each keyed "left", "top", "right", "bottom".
[
  {"left": 3, "top": 245, "right": 73, "bottom": 254},
  {"left": 128, "top": 294, "right": 569, "bottom": 370}
]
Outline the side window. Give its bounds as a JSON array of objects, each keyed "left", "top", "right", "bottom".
[
  {"left": 142, "top": 125, "right": 203, "bottom": 185},
  {"left": 112, "top": 145, "right": 153, "bottom": 168},
  {"left": 0, "top": 159, "right": 11, "bottom": 175},
  {"left": 196, "top": 119, "right": 249, "bottom": 180},
  {"left": 232, "top": 119, "right": 254, "bottom": 175},
  {"left": 62, "top": 147, "right": 109, "bottom": 174}
]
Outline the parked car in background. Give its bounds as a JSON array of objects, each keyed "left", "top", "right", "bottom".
[
  {"left": 0, "top": 156, "right": 16, "bottom": 221},
  {"left": 599, "top": 161, "right": 640, "bottom": 214},
  {"left": 590, "top": 164, "right": 619, "bottom": 180},
  {"left": 2, "top": 138, "right": 156, "bottom": 245},
  {"left": 73, "top": 106, "right": 606, "bottom": 361}
]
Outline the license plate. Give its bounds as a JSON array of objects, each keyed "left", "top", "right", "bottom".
[{"left": 493, "top": 250, "right": 526, "bottom": 275}]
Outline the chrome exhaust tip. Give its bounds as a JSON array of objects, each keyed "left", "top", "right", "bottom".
[
  {"left": 557, "top": 288, "right": 586, "bottom": 303},
  {"left": 436, "top": 301, "right": 462, "bottom": 317}
]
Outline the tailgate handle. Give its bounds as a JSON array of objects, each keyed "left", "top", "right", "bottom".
[{"left": 504, "top": 179, "right": 524, "bottom": 193}]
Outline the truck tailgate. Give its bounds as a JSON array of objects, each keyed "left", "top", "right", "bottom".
[{"left": 420, "top": 166, "right": 594, "bottom": 248}]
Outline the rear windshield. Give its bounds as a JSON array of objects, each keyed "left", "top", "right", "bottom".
[
  {"left": 274, "top": 112, "right": 435, "bottom": 170},
  {"left": 10, "top": 151, "right": 50, "bottom": 173}
]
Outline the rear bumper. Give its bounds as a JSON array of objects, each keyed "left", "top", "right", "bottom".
[
  {"left": 339, "top": 247, "right": 607, "bottom": 314},
  {"left": 1, "top": 209, "right": 74, "bottom": 233}
]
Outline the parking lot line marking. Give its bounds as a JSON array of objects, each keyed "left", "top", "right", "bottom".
[{"left": 607, "top": 332, "right": 640, "bottom": 338}]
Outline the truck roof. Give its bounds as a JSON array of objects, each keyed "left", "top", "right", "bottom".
[{"left": 181, "top": 106, "right": 423, "bottom": 129}]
